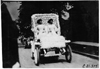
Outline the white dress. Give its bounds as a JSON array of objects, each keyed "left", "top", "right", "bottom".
[
  {"left": 41, "top": 24, "right": 65, "bottom": 48},
  {"left": 35, "top": 25, "right": 48, "bottom": 39}
]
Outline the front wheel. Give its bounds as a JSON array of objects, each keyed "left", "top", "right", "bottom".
[
  {"left": 65, "top": 45, "right": 72, "bottom": 63},
  {"left": 34, "top": 47, "right": 40, "bottom": 66}
]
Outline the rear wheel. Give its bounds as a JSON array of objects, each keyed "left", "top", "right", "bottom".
[
  {"left": 65, "top": 45, "right": 72, "bottom": 63},
  {"left": 34, "top": 47, "right": 40, "bottom": 66},
  {"left": 31, "top": 52, "right": 34, "bottom": 59}
]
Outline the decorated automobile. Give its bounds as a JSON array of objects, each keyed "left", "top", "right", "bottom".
[{"left": 31, "top": 14, "right": 72, "bottom": 66}]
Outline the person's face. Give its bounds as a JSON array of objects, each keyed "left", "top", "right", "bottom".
[{"left": 48, "top": 19, "right": 53, "bottom": 24}]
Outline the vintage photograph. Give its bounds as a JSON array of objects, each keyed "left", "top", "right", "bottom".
[{"left": 1, "top": 0, "right": 99, "bottom": 68}]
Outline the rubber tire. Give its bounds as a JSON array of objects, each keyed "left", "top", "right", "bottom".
[
  {"left": 34, "top": 47, "right": 40, "bottom": 66},
  {"left": 65, "top": 45, "right": 72, "bottom": 63},
  {"left": 31, "top": 52, "right": 34, "bottom": 59}
]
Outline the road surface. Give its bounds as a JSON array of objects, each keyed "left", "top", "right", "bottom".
[{"left": 18, "top": 48, "right": 99, "bottom": 68}]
